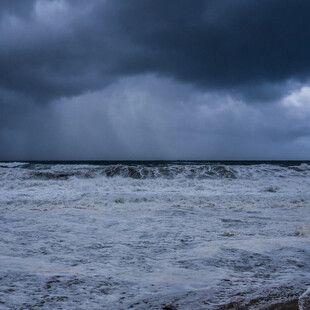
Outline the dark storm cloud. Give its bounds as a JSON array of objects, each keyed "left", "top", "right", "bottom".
[
  {"left": 1, "top": 1, "right": 310, "bottom": 160},
  {"left": 103, "top": 0, "right": 310, "bottom": 88},
  {"left": 1, "top": 0, "right": 310, "bottom": 103},
  {"left": 1, "top": 74, "right": 310, "bottom": 160}
]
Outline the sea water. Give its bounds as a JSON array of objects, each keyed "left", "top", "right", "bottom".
[{"left": 0, "top": 161, "right": 309, "bottom": 309}]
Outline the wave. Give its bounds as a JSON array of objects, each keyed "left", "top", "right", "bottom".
[
  {"left": 26, "top": 164, "right": 246, "bottom": 180},
  {"left": 0, "top": 162, "right": 30, "bottom": 168},
  {"left": 11, "top": 163, "right": 310, "bottom": 180},
  {"left": 1, "top": 161, "right": 310, "bottom": 180}
]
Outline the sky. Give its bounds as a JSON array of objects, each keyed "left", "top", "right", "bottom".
[{"left": 1, "top": 0, "right": 310, "bottom": 160}]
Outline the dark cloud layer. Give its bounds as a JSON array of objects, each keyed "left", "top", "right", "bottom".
[
  {"left": 105, "top": 0, "right": 310, "bottom": 87},
  {"left": 1, "top": 1, "right": 310, "bottom": 159},
  {"left": 1, "top": 0, "right": 310, "bottom": 102}
]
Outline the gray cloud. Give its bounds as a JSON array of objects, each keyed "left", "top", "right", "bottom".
[
  {"left": 1, "top": 75, "right": 310, "bottom": 160},
  {"left": 1, "top": 1, "right": 310, "bottom": 159},
  {"left": 1, "top": 0, "right": 310, "bottom": 103}
]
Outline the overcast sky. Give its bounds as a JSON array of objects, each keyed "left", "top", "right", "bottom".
[{"left": 1, "top": 0, "right": 310, "bottom": 160}]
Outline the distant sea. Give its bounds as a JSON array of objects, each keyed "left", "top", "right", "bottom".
[{"left": 1, "top": 161, "right": 310, "bottom": 309}]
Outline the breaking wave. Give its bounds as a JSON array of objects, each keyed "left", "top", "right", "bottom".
[
  {"left": 0, "top": 162, "right": 29, "bottom": 168},
  {"left": 1, "top": 161, "right": 310, "bottom": 180}
]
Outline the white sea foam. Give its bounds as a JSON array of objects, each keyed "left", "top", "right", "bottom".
[
  {"left": 0, "top": 162, "right": 309, "bottom": 309},
  {"left": 0, "top": 161, "right": 29, "bottom": 168},
  {"left": 299, "top": 288, "right": 310, "bottom": 310}
]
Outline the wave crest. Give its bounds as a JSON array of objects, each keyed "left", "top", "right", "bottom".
[{"left": 2, "top": 162, "right": 310, "bottom": 180}]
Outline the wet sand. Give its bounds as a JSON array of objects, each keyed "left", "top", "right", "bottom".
[
  {"left": 264, "top": 300, "right": 299, "bottom": 310},
  {"left": 214, "top": 298, "right": 299, "bottom": 310}
]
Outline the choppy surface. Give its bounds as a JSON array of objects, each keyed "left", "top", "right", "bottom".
[{"left": 0, "top": 161, "right": 310, "bottom": 309}]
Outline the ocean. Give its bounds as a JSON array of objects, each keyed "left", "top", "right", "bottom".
[{"left": 0, "top": 161, "right": 310, "bottom": 309}]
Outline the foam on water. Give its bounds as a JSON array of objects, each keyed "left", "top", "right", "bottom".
[
  {"left": 2, "top": 161, "right": 310, "bottom": 180},
  {"left": 0, "top": 162, "right": 29, "bottom": 168},
  {"left": 299, "top": 288, "right": 310, "bottom": 310},
  {"left": 0, "top": 161, "right": 309, "bottom": 309}
]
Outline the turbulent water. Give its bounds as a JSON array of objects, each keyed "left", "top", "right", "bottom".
[{"left": 0, "top": 161, "right": 310, "bottom": 309}]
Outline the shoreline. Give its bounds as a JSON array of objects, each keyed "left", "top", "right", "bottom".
[
  {"left": 213, "top": 295, "right": 300, "bottom": 310},
  {"left": 263, "top": 300, "right": 299, "bottom": 310}
]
